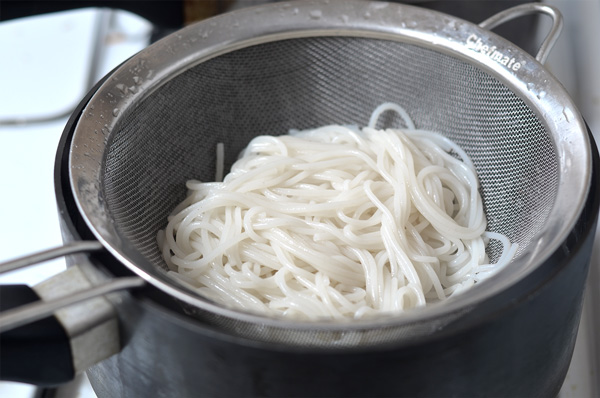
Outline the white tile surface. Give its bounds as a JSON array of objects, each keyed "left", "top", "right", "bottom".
[
  {"left": 0, "top": 9, "right": 97, "bottom": 122},
  {"left": 0, "top": 8, "right": 151, "bottom": 282},
  {"left": 0, "top": 8, "right": 150, "bottom": 397}
]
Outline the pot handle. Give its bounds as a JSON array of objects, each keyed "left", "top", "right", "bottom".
[
  {"left": 479, "top": 3, "right": 563, "bottom": 64},
  {"left": 0, "top": 284, "right": 74, "bottom": 386},
  {"left": 0, "top": 243, "right": 144, "bottom": 386}
]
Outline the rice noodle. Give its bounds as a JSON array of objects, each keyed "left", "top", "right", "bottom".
[{"left": 158, "top": 103, "right": 516, "bottom": 319}]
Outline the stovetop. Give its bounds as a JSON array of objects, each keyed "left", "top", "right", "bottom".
[{"left": 0, "top": 2, "right": 598, "bottom": 397}]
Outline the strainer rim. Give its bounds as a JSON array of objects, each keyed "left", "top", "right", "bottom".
[{"left": 68, "top": 0, "right": 591, "bottom": 332}]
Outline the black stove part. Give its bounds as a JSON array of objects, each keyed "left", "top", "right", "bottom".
[{"left": 0, "top": 1, "right": 184, "bottom": 28}]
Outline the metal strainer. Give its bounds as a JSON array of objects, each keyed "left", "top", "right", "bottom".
[{"left": 2, "top": 1, "right": 592, "bottom": 348}]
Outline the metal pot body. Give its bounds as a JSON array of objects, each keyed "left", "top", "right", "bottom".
[
  {"left": 87, "top": 240, "right": 592, "bottom": 398},
  {"left": 44, "top": 1, "right": 600, "bottom": 395},
  {"left": 66, "top": 194, "right": 597, "bottom": 397},
  {"left": 54, "top": 92, "right": 600, "bottom": 396}
]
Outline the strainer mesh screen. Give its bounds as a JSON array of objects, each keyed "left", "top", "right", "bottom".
[{"left": 103, "top": 36, "right": 557, "bottom": 343}]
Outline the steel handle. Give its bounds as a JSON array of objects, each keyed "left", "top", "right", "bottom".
[
  {"left": 0, "top": 240, "right": 146, "bottom": 332},
  {"left": 0, "top": 240, "right": 104, "bottom": 275},
  {"left": 479, "top": 3, "right": 563, "bottom": 64},
  {"left": 0, "top": 276, "right": 144, "bottom": 333},
  {"left": 0, "top": 241, "right": 145, "bottom": 385}
]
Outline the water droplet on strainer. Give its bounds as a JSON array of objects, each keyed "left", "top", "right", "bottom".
[
  {"left": 116, "top": 83, "right": 127, "bottom": 94},
  {"left": 562, "top": 107, "right": 573, "bottom": 123},
  {"left": 133, "top": 76, "right": 141, "bottom": 85},
  {"left": 309, "top": 10, "right": 322, "bottom": 19},
  {"left": 536, "top": 91, "right": 546, "bottom": 100},
  {"left": 370, "top": 2, "right": 388, "bottom": 10},
  {"left": 113, "top": 108, "right": 120, "bottom": 117}
]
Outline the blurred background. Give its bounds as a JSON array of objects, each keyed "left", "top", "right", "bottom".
[{"left": 0, "top": 1, "right": 598, "bottom": 396}]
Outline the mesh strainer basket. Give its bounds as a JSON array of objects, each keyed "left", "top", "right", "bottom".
[{"left": 63, "top": 1, "right": 592, "bottom": 347}]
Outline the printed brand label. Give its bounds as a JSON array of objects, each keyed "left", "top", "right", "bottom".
[{"left": 465, "top": 34, "right": 523, "bottom": 72}]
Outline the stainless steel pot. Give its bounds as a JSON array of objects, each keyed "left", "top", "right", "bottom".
[{"left": 1, "top": 1, "right": 598, "bottom": 396}]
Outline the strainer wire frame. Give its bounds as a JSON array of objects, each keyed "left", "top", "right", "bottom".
[
  {"left": 63, "top": 1, "right": 595, "bottom": 332},
  {"left": 0, "top": 1, "right": 592, "bottom": 343}
]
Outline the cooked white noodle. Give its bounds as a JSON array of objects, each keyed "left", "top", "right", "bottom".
[{"left": 159, "top": 103, "right": 516, "bottom": 319}]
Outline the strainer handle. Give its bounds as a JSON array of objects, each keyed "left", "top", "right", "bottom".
[
  {"left": 0, "top": 275, "right": 144, "bottom": 333},
  {"left": 0, "top": 240, "right": 145, "bottom": 333},
  {"left": 479, "top": 3, "right": 563, "bottom": 64},
  {"left": 0, "top": 240, "right": 104, "bottom": 274},
  {"left": 0, "top": 242, "right": 145, "bottom": 386}
]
